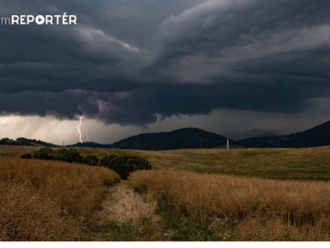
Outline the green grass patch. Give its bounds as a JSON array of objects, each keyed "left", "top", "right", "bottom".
[{"left": 3, "top": 145, "right": 330, "bottom": 181}]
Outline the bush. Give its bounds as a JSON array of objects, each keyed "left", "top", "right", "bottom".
[
  {"left": 99, "top": 155, "right": 118, "bottom": 166},
  {"left": 99, "top": 155, "right": 152, "bottom": 179},
  {"left": 54, "top": 148, "right": 83, "bottom": 164},
  {"left": 21, "top": 153, "right": 32, "bottom": 159},
  {"left": 83, "top": 155, "right": 99, "bottom": 166},
  {"left": 33, "top": 147, "right": 54, "bottom": 160}
]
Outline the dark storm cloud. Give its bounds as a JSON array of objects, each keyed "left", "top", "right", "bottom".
[{"left": 1, "top": 0, "right": 330, "bottom": 126}]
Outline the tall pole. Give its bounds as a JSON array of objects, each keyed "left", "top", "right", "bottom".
[{"left": 227, "top": 138, "right": 229, "bottom": 150}]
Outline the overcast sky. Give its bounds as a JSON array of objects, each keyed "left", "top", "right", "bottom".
[{"left": 1, "top": 0, "right": 330, "bottom": 144}]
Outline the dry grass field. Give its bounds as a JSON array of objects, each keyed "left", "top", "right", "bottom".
[
  {"left": 0, "top": 156, "right": 120, "bottom": 241},
  {"left": 2, "top": 145, "right": 330, "bottom": 240},
  {"left": 129, "top": 170, "right": 330, "bottom": 241}
]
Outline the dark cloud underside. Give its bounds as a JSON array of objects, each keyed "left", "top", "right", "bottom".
[{"left": 0, "top": 0, "right": 330, "bottom": 126}]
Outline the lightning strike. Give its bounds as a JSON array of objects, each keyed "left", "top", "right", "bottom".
[
  {"left": 62, "top": 116, "right": 89, "bottom": 144},
  {"left": 77, "top": 116, "right": 83, "bottom": 143}
]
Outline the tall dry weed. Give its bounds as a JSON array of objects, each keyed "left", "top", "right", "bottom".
[
  {"left": 99, "top": 185, "right": 156, "bottom": 227},
  {"left": 92, "top": 185, "right": 163, "bottom": 241},
  {"left": 0, "top": 157, "right": 120, "bottom": 241}
]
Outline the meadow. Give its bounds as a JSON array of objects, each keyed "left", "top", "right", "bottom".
[
  {"left": 2, "top": 145, "right": 330, "bottom": 241},
  {"left": 2, "top": 145, "right": 330, "bottom": 181}
]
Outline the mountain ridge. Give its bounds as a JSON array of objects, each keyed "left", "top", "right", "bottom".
[
  {"left": 237, "top": 120, "right": 330, "bottom": 148},
  {"left": 3, "top": 120, "right": 330, "bottom": 149},
  {"left": 227, "top": 128, "right": 278, "bottom": 140},
  {"left": 0, "top": 137, "right": 58, "bottom": 147},
  {"left": 111, "top": 127, "right": 235, "bottom": 150}
]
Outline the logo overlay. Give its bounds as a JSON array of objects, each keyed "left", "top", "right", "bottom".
[{"left": 1, "top": 13, "right": 77, "bottom": 25}]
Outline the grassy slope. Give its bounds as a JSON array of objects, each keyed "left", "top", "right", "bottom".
[{"left": 2, "top": 145, "right": 330, "bottom": 181}]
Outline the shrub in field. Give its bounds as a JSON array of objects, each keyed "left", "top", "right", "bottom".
[
  {"left": 54, "top": 148, "right": 84, "bottom": 164},
  {"left": 99, "top": 155, "right": 152, "bottom": 179},
  {"left": 33, "top": 147, "right": 54, "bottom": 160},
  {"left": 21, "top": 153, "right": 32, "bottom": 159},
  {"left": 99, "top": 155, "right": 118, "bottom": 167},
  {"left": 83, "top": 155, "right": 99, "bottom": 166}
]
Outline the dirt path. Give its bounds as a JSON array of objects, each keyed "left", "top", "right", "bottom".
[{"left": 91, "top": 183, "right": 166, "bottom": 241}]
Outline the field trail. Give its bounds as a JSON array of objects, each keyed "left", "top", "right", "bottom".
[{"left": 91, "top": 182, "right": 165, "bottom": 241}]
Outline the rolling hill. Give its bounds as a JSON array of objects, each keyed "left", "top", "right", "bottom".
[
  {"left": 0, "top": 137, "right": 58, "bottom": 147},
  {"left": 68, "top": 142, "right": 112, "bottom": 148},
  {"left": 227, "top": 129, "right": 278, "bottom": 140},
  {"left": 237, "top": 120, "right": 330, "bottom": 148},
  {"left": 112, "top": 128, "right": 235, "bottom": 150},
  {"left": 4, "top": 119, "right": 330, "bottom": 150}
]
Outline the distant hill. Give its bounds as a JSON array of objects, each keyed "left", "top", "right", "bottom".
[
  {"left": 68, "top": 142, "right": 112, "bottom": 148},
  {"left": 112, "top": 128, "right": 236, "bottom": 150},
  {"left": 237, "top": 120, "right": 330, "bottom": 148},
  {"left": 7, "top": 120, "right": 330, "bottom": 150},
  {"left": 0, "top": 137, "right": 58, "bottom": 147},
  {"left": 227, "top": 129, "right": 278, "bottom": 140}
]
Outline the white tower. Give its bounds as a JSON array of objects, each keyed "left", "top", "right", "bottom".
[{"left": 227, "top": 138, "right": 229, "bottom": 150}]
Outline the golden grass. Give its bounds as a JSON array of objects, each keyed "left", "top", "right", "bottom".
[
  {"left": 0, "top": 157, "right": 120, "bottom": 241},
  {"left": 129, "top": 170, "right": 330, "bottom": 240}
]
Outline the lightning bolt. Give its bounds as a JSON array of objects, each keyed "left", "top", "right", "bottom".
[
  {"left": 77, "top": 116, "right": 83, "bottom": 143},
  {"left": 62, "top": 116, "right": 89, "bottom": 144}
]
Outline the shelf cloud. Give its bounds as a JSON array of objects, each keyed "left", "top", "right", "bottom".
[{"left": 1, "top": 0, "right": 330, "bottom": 127}]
